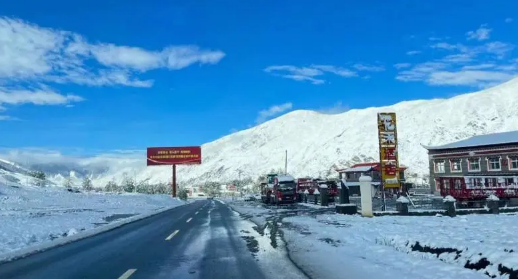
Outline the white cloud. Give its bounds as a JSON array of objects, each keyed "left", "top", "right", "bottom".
[
  {"left": 397, "top": 58, "right": 517, "bottom": 87},
  {"left": 399, "top": 32, "right": 517, "bottom": 88},
  {"left": 396, "top": 62, "right": 447, "bottom": 82},
  {"left": 265, "top": 65, "right": 323, "bottom": 77},
  {"left": 483, "top": 41, "right": 515, "bottom": 59},
  {"left": 461, "top": 64, "right": 495, "bottom": 70},
  {"left": 0, "top": 87, "right": 84, "bottom": 107},
  {"left": 0, "top": 115, "right": 20, "bottom": 121},
  {"left": 441, "top": 53, "right": 474, "bottom": 63},
  {"left": 317, "top": 101, "right": 350, "bottom": 114},
  {"left": 47, "top": 69, "right": 154, "bottom": 88},
  {"left": 0, "top": 17, "right": 225, "bottom": 87},
  {"left": 264, "top": 63, "right": 385, "bottom": 84},
  {"left": 393, "top": 63, "right": 411, "bottom": 69},
  {"left": 264, "top": 64, "right": 364, "bottom": 84},
  {"left": 406, "top": 50, "right": 421, "bottom": 56},
  {"left": 162, "top": 46, "right": 226, "bottom": 70},
  {"left": 466, "top": 25, "right": 492, "bottom": 41},
  {"left": 428, "top": 70, "right": 515, "bottom": 87},
  {"left": 431, "top": 42, "right": 462, "bottom": 51},
  {"left": 496, "top": 64, "right": 518, "bottom": 71},
  {"left": 505, "top": 18, "right": 513, "bottom": 23},
  {"left": 256, "top": 102, "right": 293, "bottom": 124},
  {"left": 89, "top": 44, "right": 164, "bottom": 71},
  {"left": 311, "top": 65, "right": 357, "bottom": 77},
  {"left": 283, "top": 74, "right": 325, "bottom": 85},
  {"left": 353, "top": 63, "right": 385, "bottom": 72}
]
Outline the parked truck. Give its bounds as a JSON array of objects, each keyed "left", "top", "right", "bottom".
[
  {"left": 296, "top": 178, "right": 317, "bottom": 201},
  {"left": 261, "top": 173, "right": 297, "bottom": 205},
  {"left": 315, "top": 179, "right": 339, "bottom": 203}
]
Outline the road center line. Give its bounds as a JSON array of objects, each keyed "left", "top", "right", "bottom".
[
  {"left": 118, "top": 269, "right": 137, "bottom": 279},
  {"left": 186, "top": 217, "right": 192, "bottom": 223},
  {"left": 195, "top": 211, "right": 199, "bottom": 215},
  {"left": 165, "top": 230, "right": 179, "bottom": 241}
]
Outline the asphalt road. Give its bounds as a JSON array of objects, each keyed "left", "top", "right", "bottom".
[{"left": 0, "top": 199, "right": 307, "bottom": 279}]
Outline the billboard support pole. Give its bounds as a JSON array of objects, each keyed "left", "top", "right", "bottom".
[{"left": 172, "top": 164, "right": 177, "bottom": 197}]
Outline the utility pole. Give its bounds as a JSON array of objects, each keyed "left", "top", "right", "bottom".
[
  {"left": 26, "top": 157, "right": 29, "bottom": 187},
  {"left": 285, "top": 150, "right": 288, "bottom": 174},
  {"left": 237, "top": 169, "right": 243, "bottom": 196}
]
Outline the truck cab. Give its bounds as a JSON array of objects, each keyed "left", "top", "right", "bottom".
[{"left": 261, "top": 173, "right": 297, "bottom": 204}]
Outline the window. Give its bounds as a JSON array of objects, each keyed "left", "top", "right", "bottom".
[
  {"left": 509, "top": 156, "right": 518, "bottom": 170},
  {"left": 468, "top": 178, "right": 483, "bottom": 188},
  {"left": 443, "top": 179, "right": 450, "bottom": 189},
  {"left": 485, "top": 178, "right": 497, "bottom": 187},
  {"left": 454, "top": 179, "right": 463, "bottom": 189},
  {"left": 435, "top": 161, "right": 445, "bottom": 173},
  {"left": 505, "top": 178, "right": 515, "bottom": 186},
  {"left": 450, "top": 159, "right": 462, "bottom": 172},
  {"left": 488, "top": 157, "right": 501, "bottom": 171},
  {"left": 468, "top": 158, "right": 480, "bottom": 172}
]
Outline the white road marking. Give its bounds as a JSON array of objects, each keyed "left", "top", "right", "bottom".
[
  {"left": 165, "top": 230, "right": 179, "bottom": 241},
  {"left": 118, "top": 269, "right": 137, "bottom": 279},
  {"left": 195, "top": 211, "right": 199, "bottom": 215},
  {"left": 186, "top": 217, "right": 192, "bottom": 223}
]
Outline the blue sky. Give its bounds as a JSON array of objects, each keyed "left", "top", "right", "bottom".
[{"left": 0, "top": 0, "right": 517, "bottom": 155}]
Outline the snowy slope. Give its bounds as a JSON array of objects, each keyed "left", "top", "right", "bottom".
[
  {"left": 3, "top": 77, "right": 518, "bottom": 186},
  {"left": 126, "top": 77, "right": 518, "bottom": 185}
]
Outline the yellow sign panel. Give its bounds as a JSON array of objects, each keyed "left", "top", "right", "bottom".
[{"left": 377, "top": 113, "right": 400, "bottom": 189}]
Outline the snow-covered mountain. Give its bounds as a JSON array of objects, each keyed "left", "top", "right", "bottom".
[{"left": 2, "top": 77, "right": 518, "bottom": 187}]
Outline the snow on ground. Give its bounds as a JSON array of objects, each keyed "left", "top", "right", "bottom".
[
  {"left": 283, "top": 213, "right": 518, "bottom": 279},
  {"left": 226, "top": 199, "right": 518, "bottom": 279},
  {"left": 0, "top": 184, "right": 185, "bottom": 257}
]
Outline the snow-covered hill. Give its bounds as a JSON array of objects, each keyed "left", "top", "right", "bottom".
[{"left": 2, "top": 77, "right": 518, "bottom": 187}]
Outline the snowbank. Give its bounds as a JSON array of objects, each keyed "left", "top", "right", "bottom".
[{"left": 0, "top": 184, "right": 185, "bottom": 259}]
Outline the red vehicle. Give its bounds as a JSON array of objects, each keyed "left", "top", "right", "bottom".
[
  {"left": 296, "top": 178, "right": 338, "bottom": 202},
  {"left": 436, "top": 176, "right": 518, "bottom": 206},
  {"left": 261, "top": 173, "right": 297, "bottom": 205},
  {"left": 296, "top": 178, "right": 318, "bottom": 195},
  {"left": 315, "top": 179, "right": 339, "bottom": 202}
]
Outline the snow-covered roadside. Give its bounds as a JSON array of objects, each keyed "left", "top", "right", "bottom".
[
  {"left": 0, "top": 184, "right": 185, "bottom": 260},
  {"left": 283, "top": 213, "right": 518, "bottom": 279},
  {"left": 224, "top": 199, "right": 297, "bottom": 226},
  {"left": 297, "top": 202, "right": 336, "bottom": 210},
  {"left": 226, "top": 200, "right": 515, "bottom": 279}
]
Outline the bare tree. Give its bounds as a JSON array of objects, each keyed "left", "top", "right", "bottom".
[{"left": 82, "top": 177, "right": 94, "bottom": 191}]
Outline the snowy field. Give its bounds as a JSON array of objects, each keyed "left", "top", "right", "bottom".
[
  {"left": 0, "top": 184, "right": 185, "bottom": 258},
  {"left": 227, "top": 199, "right": 518, "bottom": 279}
]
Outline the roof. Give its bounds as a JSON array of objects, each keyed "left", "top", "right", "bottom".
[
  {"left": 423, "top": 130, "right": 518, "bottom": 150},
  {"left": 343, "top": 166, "right": 375, "bottom": 172},
  {"left": 337, "top": 162, "right": 407, "bottom": 173}
]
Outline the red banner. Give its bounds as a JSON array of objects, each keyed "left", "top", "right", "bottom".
[{"left": 147, "top": 146, "right": 202, "bottom": 166}]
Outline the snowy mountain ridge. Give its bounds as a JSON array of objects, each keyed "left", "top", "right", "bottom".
[{"left": 2, "top": 77, "right": 518, "bottom": 188}]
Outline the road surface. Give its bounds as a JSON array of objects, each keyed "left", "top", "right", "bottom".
[{"left": 0, "top": 199, "right": 307, "bottom": 279}]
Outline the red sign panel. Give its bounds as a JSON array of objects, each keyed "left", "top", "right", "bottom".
[{"left": 147, "top": 146, "right": 202, "bottom": 166}]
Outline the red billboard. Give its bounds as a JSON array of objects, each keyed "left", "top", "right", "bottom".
[{"left": 147, "top": 146, "right": 202, "bottom": 166}]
